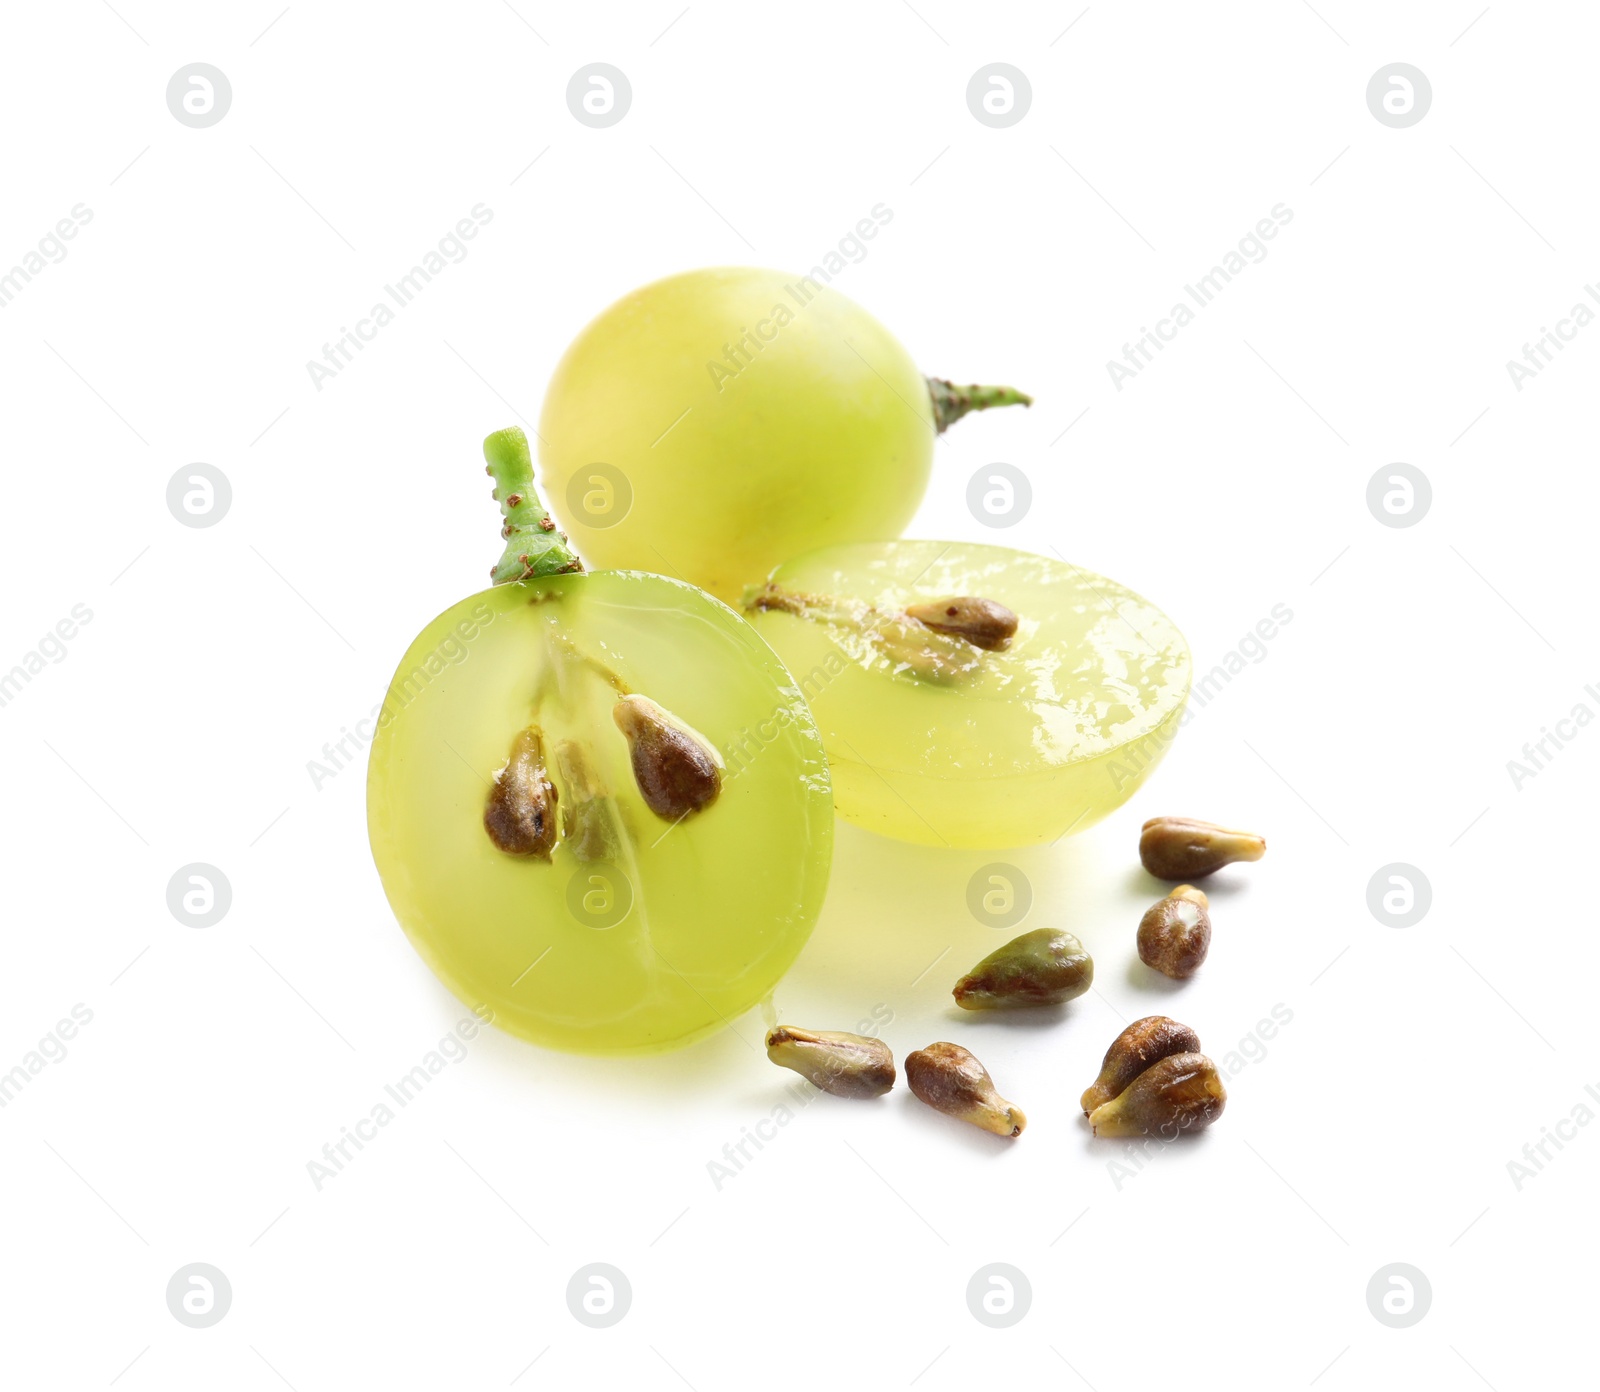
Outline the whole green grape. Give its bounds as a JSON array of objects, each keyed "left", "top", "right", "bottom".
[
  {"left": 538, "top": 267, "right": 1029, "bottom": 601},
  {"left": 744, "top": 540, "right": 1192, "bottom": 848},
  {"left": 366, "top": 430, "right": 833, "bottom": 1054}
]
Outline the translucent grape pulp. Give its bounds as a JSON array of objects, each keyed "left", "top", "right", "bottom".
[
  {"left": 745, "top": 540, "right": 1191, "bottom": 848},
  {"left": 367, "top": 571, "right": 833, "bottom": 1054}
]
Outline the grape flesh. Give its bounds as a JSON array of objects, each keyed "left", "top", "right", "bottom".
[
  {"left": 367, "top": 571, "right": 833, "bottom": 1054},
  {"left": 744, "top": 541, "right": 1191, "bottom": 848},
  {"left": 537, "top": 267, "right": 935, "bottom": 601}
]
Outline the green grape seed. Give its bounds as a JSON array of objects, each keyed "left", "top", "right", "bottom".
[
  {"left": 1139, "top": 816, "right": 1266, "bottom": 880},
  {"left": 1137, "top": 884, "right": 1211, "bottom": 979},
  {"left": 612, "top": 694, "right": 723, "bottom": 821},
  {"left": 903, "top": 595, "right": 1019, "bottom": 651},
  {"left": 745, "top": 583, "right": 984, "bottom": 682},
  {"left": 952, "top": 928, "right": 1093, "bottom": 1010},
  {"left": 483, "top": 725, "right": 558, "bottom": 859},
  {"left": 905, "top": 1041, "right": 1026, "bottom": 1138},
  {"left": 1079, "top": 1016, "right": 1203, "bottom": 1116},
  {"left": 1087, "top": 1052, "right": 1227, "bottom": 1138},
  {"left": 765, "top": 1026, "right": 896, "bottom": 1099}
]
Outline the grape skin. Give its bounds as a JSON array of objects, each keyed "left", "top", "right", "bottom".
[{"left": 538, "top": 267, "right": 935, "bottom": 602}]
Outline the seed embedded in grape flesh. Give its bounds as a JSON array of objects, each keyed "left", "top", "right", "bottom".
[
  {"left": 483, "top": 725, "right": 558, "bottom": 859},
  {"left": 612, "top": 694, "right": 723, "bottom": 821},
  {"left": 744, "top": 583, "right": 989, "bottom": 681},
  {"left": 903, "top": 596, "right": 1018, "bottom": 651}
]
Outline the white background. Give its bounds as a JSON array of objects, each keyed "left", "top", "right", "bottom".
[{"left": 0, "top": 1, "right": 1593, "bottom": 1387}]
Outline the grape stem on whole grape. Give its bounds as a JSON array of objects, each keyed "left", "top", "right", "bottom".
[
  {"left": 925, "top": 378, "right": 1032, "bottom": 433},
  {"left": 484, "top": 426, "right": 584, "bottom": 584}
]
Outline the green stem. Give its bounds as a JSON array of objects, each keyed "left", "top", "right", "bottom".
[
  {"left": 926, "top": 378, "right": 1032, "bottom": 434},
  {"left": 483, "top": 426, "right": 583, "bottom": 584}
]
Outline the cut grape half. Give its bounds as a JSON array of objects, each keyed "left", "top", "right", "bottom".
[
  {"left": 744, "top": 540, "right": 1191, "bottom": 848},
  {"left": 367, "top": 571, "right": 833, "bottom": 1054}
]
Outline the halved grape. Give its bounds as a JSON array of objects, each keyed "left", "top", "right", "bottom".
[
  {"left": 367, "top": 571, "right": 833, "bottom": 1054},
  {"left": 744, "top": 540, "right": 1191, "bottom": 848},
  {"left": 537, "top": 267, "right": 1029, "bottom": 601}
]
